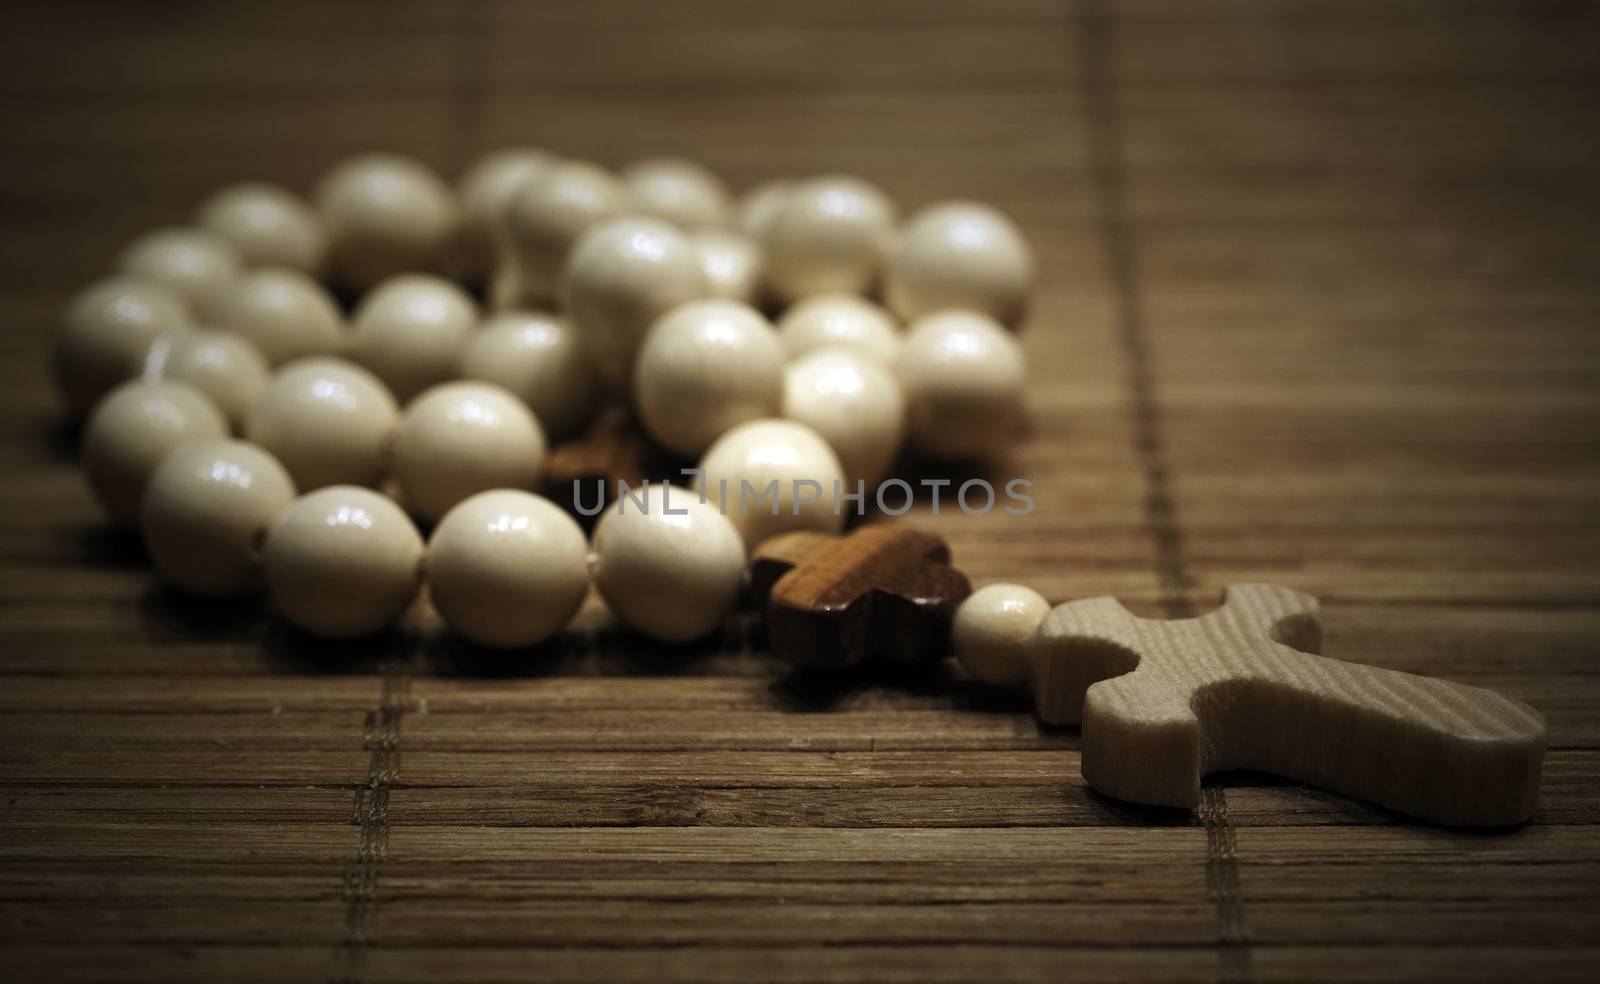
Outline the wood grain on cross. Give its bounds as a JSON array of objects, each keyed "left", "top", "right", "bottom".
[
  {"left": 751, "top": 525, "right": 972, "bottom": 670},
  {"left": 1031, "top": 583, "right": 1548, "bottom": 827}
]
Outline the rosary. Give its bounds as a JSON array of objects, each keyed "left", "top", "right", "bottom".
[{"left": 55, "top": 150, "right": 1545, "bottom": 829}]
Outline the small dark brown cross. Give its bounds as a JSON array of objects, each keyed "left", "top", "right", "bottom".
[{"left": 750, "top": 525, "right": 972, "bottom": 670}]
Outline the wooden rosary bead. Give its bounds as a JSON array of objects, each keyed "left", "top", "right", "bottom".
[
  {"left": 315, "top": 153, "right": 458, "bottom": 292},
  {"left": 689, "top": 229, "right": 763, "bottom": 304},
  {"left": 750, "top": 525, "right": 972, "bottom": 670},
  {"left": 207, "top": 268, "right": 347, "bottom": 366},
  {"left": 538, "top": 408, "right": 673, "bottom": 527},
  {"left": 391, "top": 381, "right": 546, "bottom": 524},
  {"left": 621, "top": 157, "right": 733, "bottom": 230},
  {"left": 496, "top": 159, "right": 626, "bottom": 308},
  {"left": 81, "top": 380, "right": 228, "bottom": 523},
  {"left": 777, "top": 294, "right": 900, "bottom": 366},
  {"left": 261, "top": 485, "right": 424, "bottom": 638},
  {"left": 886, "top": 201, "right": 1034, "bottom": 329},
  {"left": 950, "top": 582, "right": 1050, "bottom": 686},
  {"left": 562, "top": 216, "right": 706, "bottom": 387},
  {"left": 735, "top": 179, "right": 792, "bottom": 241},
  {"left": 245, "top": 357, "right": 398, "bottom": 492},
  {"left": 117, "top": 226, "right": 242, "bottom": 317},
  {"left": 54, "top": 276, "right": 190, "bottom": 415},
  {"left": 781, "top": 346, "right": 906, "bottom": 489},
  {"left": 591, "top": 483, "right": 746, "bottom": 643},
  {"left": 456, "top": 148, "right": 557, "bottom": 284},
  {"left": 633, "top": 299, "right": 785, "bottom": 458},
  {"left": 350, "top": 274, "right": 478, "bottom": 403},
  {"left": 896, "top": 310, "right": 1026, "bottom": 461},
  {"left": 460, "top": 310, "right": 601, "bottom": 442},
  {"left": 141, "top": 329, "right": 271, "bottom": 432},
  {"left": 426, "top": 489, "right": 589, "bottom": 649},
  {"left": 762, "top": 175, "right": 898, "bottom": 302},
  {"left": 141, "top": 438, "right": 296, "bottom": 597},
  {"left": 696, "top": 418, "right": 845, "bottom": 551},
  {"left": 196, "top": 182, "right": 326, "bottom": 274}
]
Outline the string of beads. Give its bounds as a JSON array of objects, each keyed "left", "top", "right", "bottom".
[{"left": 57, "top": 150, "right": 1035, "bottom": 650}]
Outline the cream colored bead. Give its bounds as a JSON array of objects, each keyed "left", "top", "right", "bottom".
[
  {"left": 886, "top": 201, "right": 1034, "bottom": 329},
  {"left": 562, "top": 216, "right": 706, "bottom": 387},
  {"left": 459, "top": 311, "right": 600, "bottom": 441},
  {"left": 736, "top": 179, "right": 792, "bottom": 240},
  {"left": 261, "top": 486, "right": 424, "bottom": 638},
  {"left": 621, "top": 157, "right": 732, "bottom": 230},
  {"left": 245, "top": 357, "right": 398, "bottom": 491},
  {"left": 142, "top": 329, "right": 270, "bottom": 432},
  {"left": 495, "top": 159, "right": 625, "bottom": 308},
  {"left": 696, "top": 418, "right": 845, "bottom": 551},
  {"left": 762, "top": 175, "right": 898, "bottom": 302},
  {"left": 350, "top": 274, "right": 477, "bottom": 403},
  {"left": 53, "top": 277, "right": 190, "bottom": 414},
  {"left": 776, "top": 294, "right": 900, "bottom": 366},
  {"left": 196, "top": 182, "right": 325, "bottom": 274},
  {"left": 457, "top": 148, "right": 557, "bottom": 283},
  {"left": 634, "top": 300, "right": 784, "bottom": 458},
  {"left": 208, "top": 268, "right": 346, "bottom": 366},
  {"left": 315, "top": 153, "right": 458, "bottom": 291},
  {"left": 896, "top": 311, "right": 1027, "bottom": 461},
  {"left": 117, "top": 227, "right": 242, "bottom": 316},
  {"left": 952, "top": 583, "right": 1050, "bottom": 686},
  {"left": 426, "top": 490, "right": 589, "bottom": 649},
  {"left": 782, "top": 347, "right": 906, "bottom": 489},
  {"left": 690, "top": 229, "right": 763, "bottom": 303},
  {"left": 81, "top": 380, "right": 228, "bottom": 523},
  {"left": 141, "top": 438, "right": 297, "bottom": 597},
  {"left": 391, "top": 381, "right": 546, "bottom": 524},
  {"left": 591, "top": 483, "right": 746, "bottom": 643}
]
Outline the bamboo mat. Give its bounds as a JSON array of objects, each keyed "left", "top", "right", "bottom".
[{"left": 2, "top": 1, "right": 1598, "bottom": 981}]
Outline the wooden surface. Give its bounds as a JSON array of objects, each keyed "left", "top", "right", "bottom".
[{"left": 2, "top": 1, "right": 1598, "bottom": 981}]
